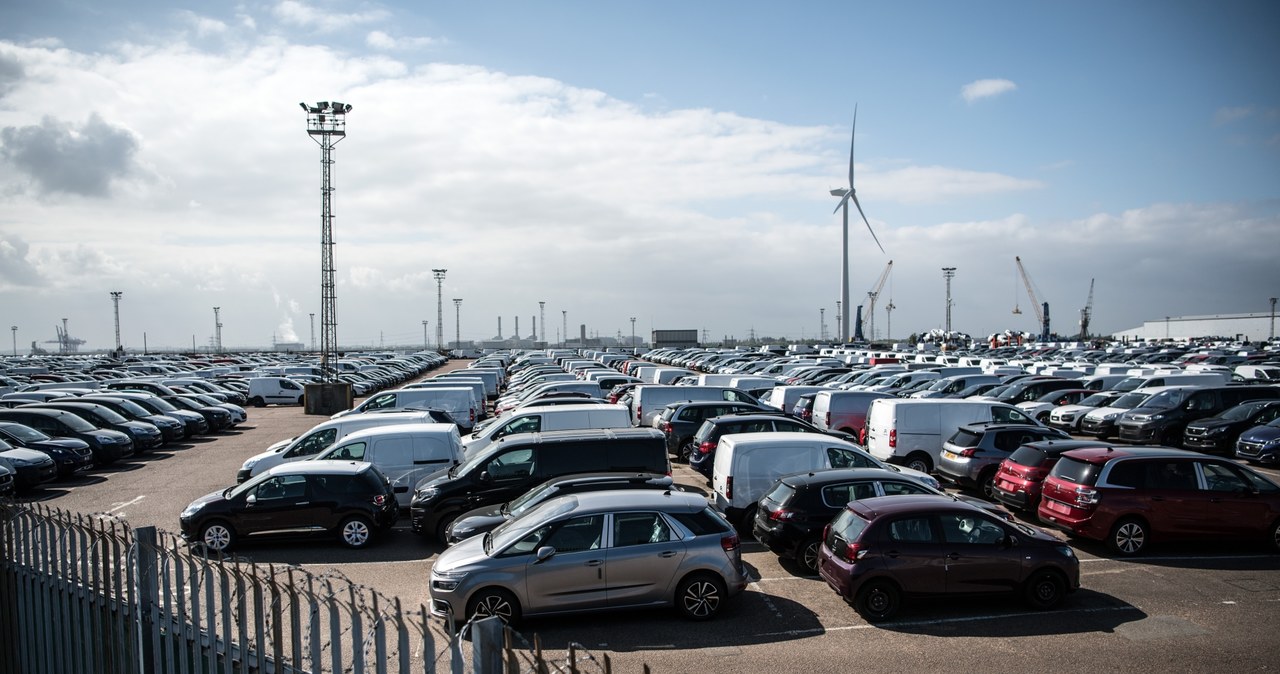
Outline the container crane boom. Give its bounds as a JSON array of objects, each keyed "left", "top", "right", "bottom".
[
  {"left": 865, "top": 260, "right": 893, "bottom": 341},
  {"left": 1079, "top": 278, "right": 1095, "bottom": 340},
  {"left": 1015, "top": 256, "right": 1051, "bottom": 341}
]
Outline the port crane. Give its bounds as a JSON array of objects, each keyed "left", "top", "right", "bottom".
[
  {"left": 853, "top": 260, "right": 893, "bottom": 342},
  {"left": 1079, "top": 278, "right": 1095, "bottom": 340},
  {"left": 1014, "top": 256, "right": 1051, "bottom": 342}
]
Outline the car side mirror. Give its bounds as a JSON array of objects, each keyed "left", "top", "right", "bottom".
[
  {"left": 1002, "top": 534, "right": 1017, "bottom": 549},
  {"left": 478, "top": 471, "right": 491, "bottom": 483},
  {"left": 246, "top": 494, "right": 257, "bottom": 506},
  {"left": 534, "top": 546, "right": 556, "bottom": 563}
]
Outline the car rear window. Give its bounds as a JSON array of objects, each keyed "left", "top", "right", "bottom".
[
  {"left": 673, "top": 508, "right": 732, "bottom": 536},
  {"left": 825, "top": 508, "right": 869, "bottom": 558},
  {"left": 948, "top": 428, "right": 983, "bottom": 448},
  {"left": 1007, "top": 445, "right": 1049, "bottom": 468},
  {"left": 761, "top": 481, "right": 796, "bottom": 506},
  {"left": 692, "top": 421, "right": 716, "bottom": 444},
  {"left": 1049, "top": 456, "right": 1102, "bottom": 486}
]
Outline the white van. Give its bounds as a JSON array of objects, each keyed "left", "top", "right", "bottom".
[
  {"left": 236, "top": 410, "right": 437, "bottom": 482},
  {"left": 864, "top": 399, "right": 1039, "bottom": 474},
  {"left": 245, "top": 376, "right": 306, "bottom": 406},
  {"left": 1113, "top": 371, "right": 1228, "bottom": 392},
  {"left": 402, "top": 379, "right": 487, "bottom": 417},
  {"left": 461, "top": 404, "right": 632, "bottom": 457},
  {"left": 761, "top": 386, "right": 829, "bottom": 413},
  {"left": 629, "top": 385, "right": 759, "bottom": 426},
  {"left": 331, "top": 387, "right": 479, "bottom": 430},
  {"left": 313, "top": 424, "right": 463, "bottom": 507},
  {"left": 435, "top": 369, "right": 502, "bottom": 400},
  {"left": 711, "top": 432, "right": 936, "bottom": 529}
]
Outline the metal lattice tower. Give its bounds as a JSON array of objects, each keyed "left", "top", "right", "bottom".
[
  {"left": 433, "top": 269, "right": 447, "bottom": 350},
  {"left": 562, "top": 311, "right": 567, "bottom": 348},
  {"left": 309, "top": 313, "right": 315, "bottom": 351},
  {"left": 942, "top": 267, "right": 957, "bottom": 333},
  {"left": 213, "top": 307, "right": 222, "bottom": 353},
  {"left": 302, "top": 101, "right": 351, "bottom": 380},
  {"left": 539, "top": 302, "right": 546, "bottom": 344},
  {"left": 453, "top": 299, "right": 462, "bottom": 349},
  {"left": 110, "top": 291, "right": 123, "bottom": 353}
]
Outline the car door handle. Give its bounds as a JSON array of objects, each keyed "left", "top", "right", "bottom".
[
  {"left": 886, "top": 550, "right": 900, "bottom": 558},
  {"left": 659, "top": 551, "right": 678, "bottom": 558},
  {"left": 584, "top": 560, "right": 603, "bottom": 567},
  {"left": 295, "top": 501, "right": 310, "bottom": 506}
]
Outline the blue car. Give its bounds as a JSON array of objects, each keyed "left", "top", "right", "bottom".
[{"left": 1236, "top": 417, "right": 1280, "bottom": 465}]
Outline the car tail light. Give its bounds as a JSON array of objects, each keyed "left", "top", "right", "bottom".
[
  {"left": 955, "top": 448, "right": 977, "bottom": 458},
  {"left": 768, "top": 508, "right": 799, "bottom": 521},
  {"left": 661, "top": 421, "right": 673, "bottom": 434},
  {"left": 725, "top": 476, "right": 733, "bottom": 500},
  {"left": 843, "top": 541, "right": 867, "bottom": 563},
  {"left": 889, "top": 429, "right": 897, "bottom": 448},
  {"left": 720, "top": 532, "right": 740, "bottom": 552},
  {"left": 371, "top": 494, "right": 387, "bottom": 506},
  {"left": 698, "top": 441, "right": 715, "bottom": 455},
  {"left": 470, "top": 409, "right": 475, "bottom": 424},
  {"left": 1073, "top": 486, "right": 1099, "bottom": 506},
  {"left": 824, "top": 412, "right": 831, "bottom": 427}
]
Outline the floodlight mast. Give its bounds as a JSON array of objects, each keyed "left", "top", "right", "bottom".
[{"left": 302, "top": 101, "right": 351, "bottom": 380}]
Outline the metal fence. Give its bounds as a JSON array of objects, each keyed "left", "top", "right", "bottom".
[{"left": 0, "top": 502, "right": 634, "bottom": 674}]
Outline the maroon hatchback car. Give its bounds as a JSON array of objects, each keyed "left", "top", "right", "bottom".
[{"left": 1037, "top": 446, "right": 1280, "bottom": 555}]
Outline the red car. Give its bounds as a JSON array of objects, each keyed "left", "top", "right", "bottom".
[
  {"left": 1037, "top": 446, "right": 1280, "bottom": 555},
  {"left": 991, "top": 440, "right": 1111, "bottom": 512}
]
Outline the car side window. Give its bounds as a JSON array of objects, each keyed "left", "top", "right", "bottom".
[
  {"left": 543, "top": 515, "right": 604, "bottom": 553},
  {"left": 774, "top": 421, "right": 810, "bottom": 433},
  {"left": 287, "top": 429, "right": 338, "bottom": 458},
  {"left": 991, "top": 407, "right": 1031, "bottom": 424},
  {"left": 499, "top": 416, "right": 540, "bottom": 439},
  {"left": 827, "top": 446, "right": 875, "bottom": 469},
  {"left": 611, "top": 512, "right": 672, "bottom": 547},
  {"left": 328, "top": 441, "right": 366, "bottom": 461},
  {"left": 821, "top": 482, "right": 877, "bottom": 508},
  {"left": 254, "top": 474, "right": 307, "bottom": 501},
  {"left": 886, "top": 516, "right": 935, "bottom": 543},
  {"left": 941, "top": 514, "right": 1006, "bottom": 545},
  {"left": 1198, "top": 462, "right": 1248, "bottom": 493},
  {"left": 879, "top": 481, "right": 932, "bottom": 497},
  {"left": 487, "top": 448, "right": 535, "bottom": 480}
]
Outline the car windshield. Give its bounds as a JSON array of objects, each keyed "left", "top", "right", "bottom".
[
  {"left": 227, "top": 471, "right": 272, "bottom": 499},
  {"left": 110, "top": 399, "right": 153, "bottom": 417},
  {"left": 1, "top": 424, "right": 51, "bottom": 442},
  {"left": 86, "top": 406, "right": 128, "bottom": 424},
  {"left": 1219, "top": 402, "right": 1268, "bottom": 421},
  {"left": 984, "top": 384, "right": 1011, "bottom": 399},
  {"left": 54, "top": 413, "right": 97, "bottom": 432},
  {"left": 486, "top": 497, "right": 578, "bottom": 554},
  {"left": 142, "top": 397, "right": 180, "bottom": 413},
  {"left": 1141, "top": 389, "right": 1192, "bottom": 409},
  {"left": 507, "top": 482, "right": 560, "bottom": 517},
  {"left": 1111, "top": 391, "right": 1153, "bottom": 409},
  {"left": 1078, "top": 392, "right": 1115, "bottom": 407}
]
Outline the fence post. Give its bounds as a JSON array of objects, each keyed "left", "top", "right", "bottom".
[
  {"left": 471, "top": 616, "right": 504, "bottom": 674},
  {"left": 135, "top": 526, "right": 160, "bottom": 674}
]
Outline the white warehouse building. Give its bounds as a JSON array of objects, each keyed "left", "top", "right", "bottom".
[{"left": 1114, "top": 311, "right": 1277, "bottom": 343}]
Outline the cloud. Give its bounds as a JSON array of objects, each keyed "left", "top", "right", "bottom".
[
  {"left": 0, "top": 52, "right": 22, "bottom": 99},
  {"left": 176, "top": 10, "right": 229, "bottom": 38},
  {"left": 1213, "top": 106, "right": 1253, "bottom": 126},
  {"left": 961, "top": 78, "right": 1017, "bottom": 103},
  {"left": 0, "top": 232, "right": 42, "bottom": 287},
  {"left": 0, "top": 114, "right": 139, "bottom": 197},
  {"left": 365, "top": 31, "right": 440, "bottom": 51},
  {"left": 273, "top": 0, "right": 390, "bottom": 33}
]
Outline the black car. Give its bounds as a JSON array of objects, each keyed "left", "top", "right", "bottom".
[
  {"left": 179, "top": 460, "right": 399, "bottom": 553},
  {"left": 27, "top": 401, "right": 166, "bottom": 451},
  {"left": 655, "top": 400, "right": 769, "bottom": 461},
  {"left": 0, "top": 408, "right": 134, "bottom": 465},
  {"left": 753, "top": 468, "right": 1010, "bottom": 573},
  {"left": 73, "top": 394, "right": 186, "bottom": 443},
  {"left": 96, "top": 391, "right": 210, "bottom": 437},
  {"left": 1182, "top": 400, "right": 1280, "bottom": 454},
  {"left": 0, "top": 439, "right": 59, "bottom": 491},
  {"left": 688, "top": 412, "right": 856, "bottom": 478},
  {"left": 445, "top": 471, "right": 675, "bottom": 545},
  {"left": 163, "top": 395, "right": 233, "bottom": 431},
  {"left": 0, "top": 421, "right": 95, "bottom": 478}
]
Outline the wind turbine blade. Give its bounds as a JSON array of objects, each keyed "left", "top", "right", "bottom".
[
  {"left": 851, "top": 193, "right": 885, "bottom": 254},
  {"left": 847, "top": 104, "right": 858, "bottom": 188},
  {"left": 832, "top": 191, "right": 851, "bottom": 215}
]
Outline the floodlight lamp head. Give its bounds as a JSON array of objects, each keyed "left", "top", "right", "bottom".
[
  {"left": 299, "top": 102, "right": 308, "bottom": 111},
  {"left": 319, "top": 101, "right": 330, "bottom": 109}
]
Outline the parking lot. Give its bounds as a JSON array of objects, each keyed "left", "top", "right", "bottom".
[{"left": 14, "top": 376, "right": 1280, "bottom": 673}]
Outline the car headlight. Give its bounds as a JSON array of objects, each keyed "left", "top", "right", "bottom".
[
  {"left": 94, "top": 434, "right": 118, "bottom": 443},
  {"left": 1055, "top": 545, "right": 1075, "bottom": 558},
  {"left": 180, "top": 503, "right": 201, "bottom": 518},
  {"left": 242, "top": 457, "right": 259, "bottom": 470},
  {"left": 431, "top": 568, "right": 468, "bottom": 592},
  {"left": 416, "top": 486, "right": 439, "bottom": 501},
  {"left": 1204, "top": 426, "right": 1227, "bottom": 436},
  {"left": 1101, "top": 413, "right": 1118, "bottom": 421},
  {"left": 7, "top": 456, "right": 35, "bottom": 467},
  {"left": 1148, "top": 413, "right": 1166, "bottom": 421}
]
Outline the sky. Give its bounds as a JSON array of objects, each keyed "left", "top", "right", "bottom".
[{"left": 0, "top": 1, "right": 1278, "bottom": 353}]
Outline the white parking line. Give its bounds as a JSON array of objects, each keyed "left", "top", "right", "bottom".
[{"left": 107, "top": 495, "right": 145, "bottom": 513}]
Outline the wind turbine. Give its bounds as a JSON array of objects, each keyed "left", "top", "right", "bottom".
[{"left": 831, "top": 105, "right": 885, "bottom": 342}]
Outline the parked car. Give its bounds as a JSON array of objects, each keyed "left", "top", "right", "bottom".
[
  {"left": 1047, "top": 391, "right": 1123, "bottom": 433},
  {"left": 1016, "top": 389, "right": 1095, "bottom": 424},
  {"left": 1037, "top": 446, "right": 1280, "bottom": 555},
  {"left": 445, "top": 472, "right": 675, "bottom": 545},
  {"left": 93, "top": 391, "right": 210, "bottom": 437},
  {"left": 935, "top": 423, "right": 1071, "bottom": 499},
  {"left": 179, "top": 460, "right": 399, "bottom": 552},
  {"left": 817, "top": 494, "right": 1079, "bottom": 621},
  {"left": 428, "top": 489, "right": 748, "bottom": 625},
  {"left": 24, "top": 401, "right": 165, "bottom": 452},
  {"left": 990, "top": 439, "right": 1112, "bottom": 512},
  {"left": 0, "top": 421, "right": 95, "bottom": 478},
  {"left": 0, "top": 408, "right": 134, "bottom": 465},
  {"left": 163, "top": 395, "right": 234, "bottom": 431},
  {"left": 0, "top": 441, "right": 58, "bottom": 491},
  {"left": 1116, "top": 385, "right": 1280, "bottom": 446},
  {"left": 653, "top": 400, "right": 768, "bottom": 461},
  {"left": 753, "top": 467, "right": 1010, "bottom": 573},
  {"left": 1078, "top": 388, "right": 1163, "bottom": 439},
  {"left": 0, "top": 462, "right": 13, "bottom": 497},
  {"left": 72, "top": 394, "right": 186, "bottom": 443},
  {"left": 1183, "top": 400, "right": 1280, "bottom": 454},
  {"left": 688, "top": 412, "right": 856, "bottom": 478},
  {"left": 1236, "top": 417, "right": 1280, "bottom": 465}
]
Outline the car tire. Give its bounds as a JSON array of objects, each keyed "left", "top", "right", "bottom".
[
  {"left": 738, "top": 504, "right": 758, "bottom": 535},
  {"left": 676, "top": 573, "right": 726, "bottom": 621},
  {"left": 797, "top": 537, "right": 822, "bottom": 574},
  {"left": 339, "top": 515, "right": 374, "bottom": 549},
  {"left": 905, "top": 453, "right": 933, "bottom": 474},
  {"left": 1023, "top": 569, "right": 1066, "bottom": 610},
  {"left": 854, "top": 579, "right": 900, "bottom": 622},
  {"left": 249, "top": 396, "right": 266, "bottom": 408},
  {"left": 1269, "top": 519, "right": 1280, "bottom": 553},
  {"left": 466, "top": 588, "right": 521, "bottom": 625},
  {"left": 1109, "top": 517, "right": 1148, "bottom": 556},
  {"left": 199, "top": 520, "right": 236, "bottom": 554},
  {"left": 978, "top": 468, "right": 999, "bottom": 501},
  {"left": 436, "top": 513, "right": 459, "bottom": 545},
  {"left": 679, "top": 439, "right": 697, "bottom": 463}
]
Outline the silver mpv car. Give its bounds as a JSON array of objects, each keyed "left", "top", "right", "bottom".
[{"left": 429, "top": 490, "right": 748, "bottom": 626}]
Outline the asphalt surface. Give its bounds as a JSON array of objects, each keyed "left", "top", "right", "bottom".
[{"left": 15, "top": 365, "right": 1280, "bottom": 673}]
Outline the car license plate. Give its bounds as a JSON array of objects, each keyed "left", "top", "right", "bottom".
[
  {"left": 1046, "top": 499, "right": 1070, "bottom": 514},
  {"left": 942, "top": 451, "right": 957, "bottom": 460}
]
